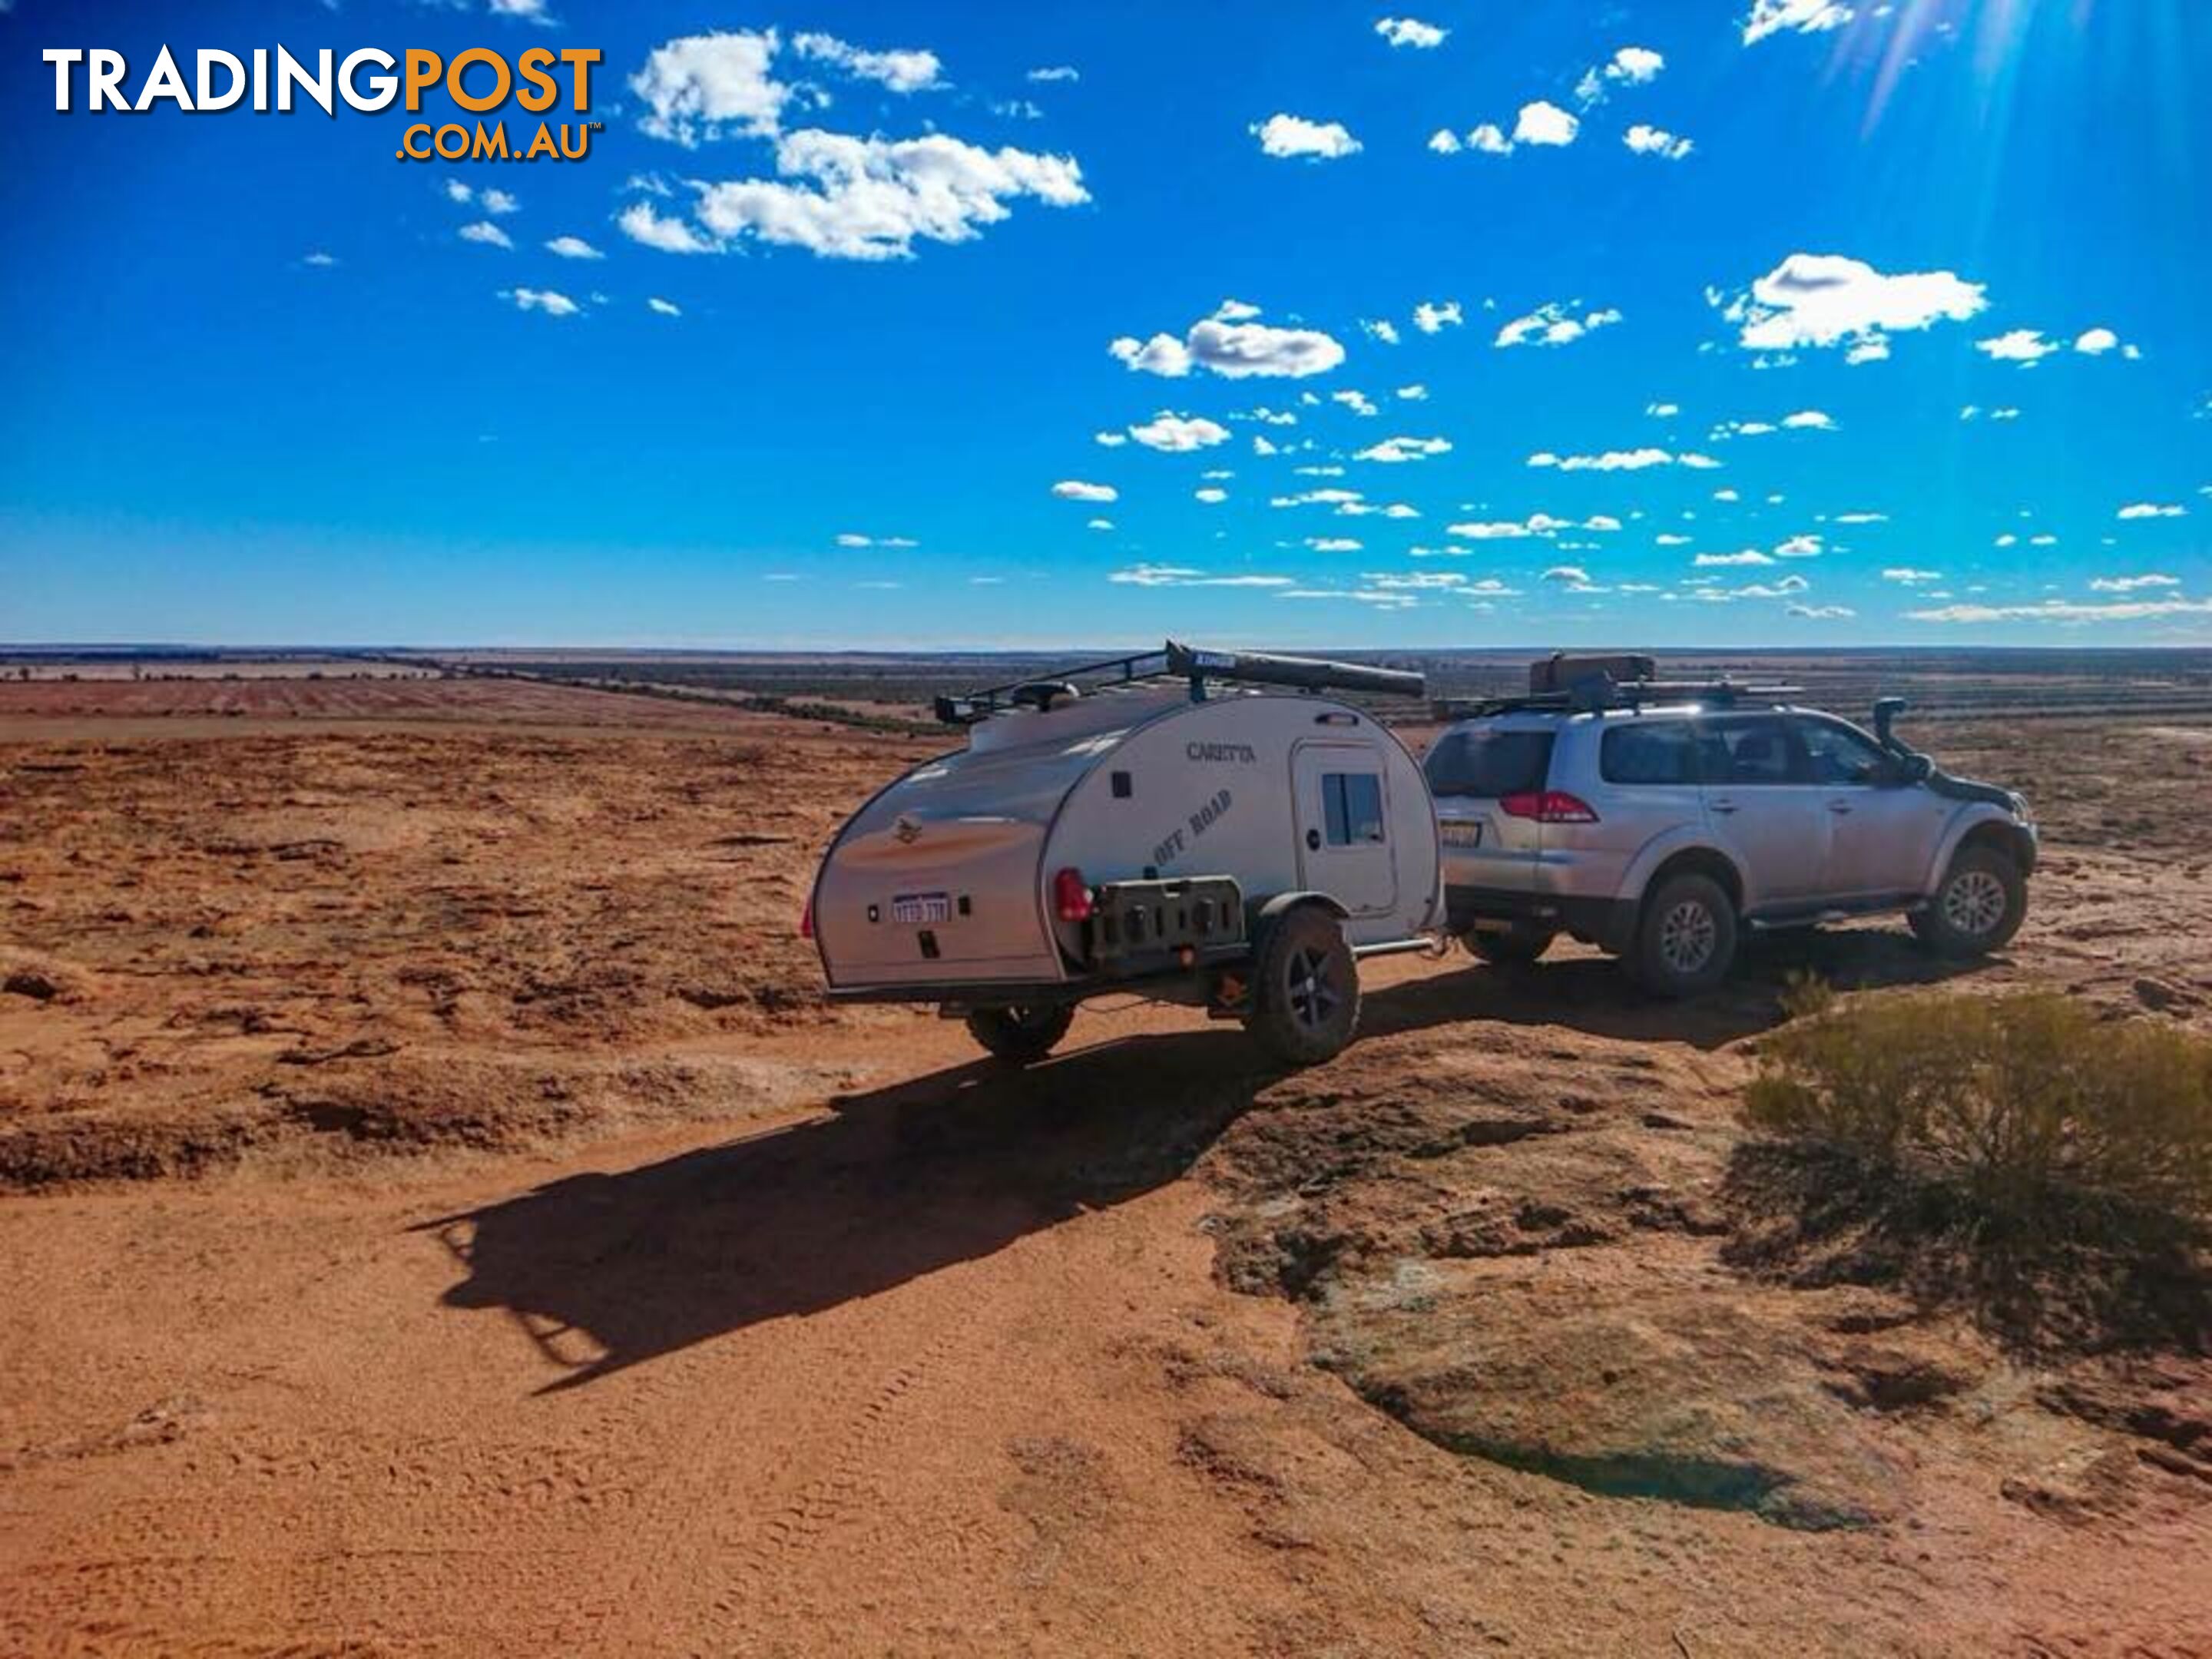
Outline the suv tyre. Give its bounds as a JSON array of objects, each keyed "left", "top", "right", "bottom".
[
  {"left": 1910, "top": 846, "right": 2025, "bottom": 957},
  {"left": 1465, "top": 925, "right": 1556, "bottom": 966},
  {"left": 1631, "top": 873, "right": 1737, "bottom": 998}
]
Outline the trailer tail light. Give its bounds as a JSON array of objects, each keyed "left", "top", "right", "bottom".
[
  {"left": 799, "top": 897, "right": 814, "bottom": 939},
  {"left": 1500, "top": 790, "right": 1600, "bottom": 824},
  {"left": 1052, "top": 866, "right": 1094, "bottom": 922}
]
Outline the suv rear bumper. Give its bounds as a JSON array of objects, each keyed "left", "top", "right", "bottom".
[{"left": 1445, "top": 884, "right": 1637, "bottom": 953}]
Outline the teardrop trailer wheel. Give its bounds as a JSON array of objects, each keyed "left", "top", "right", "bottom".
[
  {"left": 1246, "top": 906, "right": 1360, "bottom": 1065},
  {"left": 965, "top": 1004, "right": 1075, "bottom": 1065}
]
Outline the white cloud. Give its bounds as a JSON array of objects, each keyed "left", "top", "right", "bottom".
[
  {"left": 1467, "top": 124, "right": 1512, "bottom": 154},
  {"left": 1273, "top": 488, "right": 1366, "bottom": 508},
  {"left": 1333, "top": 389, "right": 1379, "bottom": 417},
  {"left": 1716, "top": 253, "right": 1987, "bottom": 357},
  {"left": 1624, "top": 124, "right": 1692, "bottom": 160},
  {"left": 500, "top": 287, "right": 580, "bottom": 317},
  {"left": 1775, "top": 534, "right": 1823, "bottom": 558},
  {"left": 2074, "top": 326, "right": 2121, "bottom": 356},
  {"left": 1396, "top": 384, "right": 1429, "bottom": 400},
  {"left": 2090, "top": 574, "right": 2181, "bottom": 592},
  {"left": 1832, "top": 511, "right": 1887, "bottom": 524},
  {"left": 1094, "top": 431, "right": 1129, "bottom": 447},
  {"left": 1541, "top": 565, "right": 1594, "bottom": 584},
  {"left": 1053, "top": 479, "right": 1118, "bottom": 502},
  {"left": 1251, "top": 113, "right": 1362, "bottom": 161},
  {"left": 1695, "top": 550, "right": 1775, "bottom": 567},
  {"left": 1427, "top": 129, "right": 1462, "bottom": 154},
  {"left": 1128, "top": 412, "right": 1231, "bottom": 452},
  {"left": 1787, "top": 603, "right": 1856, "bottom": 620},
  {"left": 1111, "top": 564, "right": 1293, "bottom": 588},
  {"left": 1306, "top": 537, "right": 1363, "bottom": 552},
  {"left": 1908, "top": 598, "right": 2212, "bottom": 624},
  {"left": 632, "top": 29, "right": 788, "bottom": 145},
  {"left": 302, "top": 250, "right": 338, "bottom": 267},
  {"left": 1412, "top": 300, "right": 1462, "bottom": 334},
  {"left": 545, "top": 235, "right": 604, "bottom": 260},
  {"left": 1376, "top": 16, "right": 1447, "bottom": 48},
  {"left": 1513, "top": 101, "right": 1579, "bottom": 147},
  {"left": 443, "top": 179, "right": 475, "bottom": 204},
  {"left": 618, "top": 200, "right": 721, "bottom": 254},
  {"left": 1027, "top": 65, "right": 1080, "bottom": 83},
  {"left": 674, "top": 131, "right": 1086, "bottom": 261},
  {"left": 1976, "top": 328, "right": 2059, "bottom": 366},
  {"left": 1529, "top": 447, "right": 1709, "bottom": 472},
  {"left": 1355, "top": 435, "right": 1452, "bottom": 463},
  {"left": 1743, "top": 1, "right": 1855, "bottom": 47},
  {"left": 479, "top": 188, "right": 520, "bottom": 214},
  {"left": 1111, "top": 301, "right": 1346, "bottom": 380},
  {"left": 2117, "top": 502, "right": 2185, "bottom": 519},
  {"left": 1194, "top": 487, "right": 1229, "bottom": 504},
  {"left": 459, "top": 220, "right": 513, "bottom": 248},
  {"left": 488, "top": 0, "right": 553, "bottom": 17},
  {"left": 1646, "top": 401, "right": 1680, "bottom": 417},
  {"left": 647, "top": 296, "right": 681, "bottom": 316},
  {"left": 1086, "top": 518, "right": 1114, "bottom": 531},
  {"left": 788, "top": 31, "right": 943, "bottom": 93},
  {"left": 1361, "top": 317, "right": 1402, "bottom": 346},
  {"left": 1882, "top": 567, "right": 1943, "bottom": 585},
  {"left": 1447, "top": 516, "right": 1570, "bottom": 540},
  {"left": 1495, "top": 301, "right": 1621, "bottom": 349},
  {"left": 1605, "top": 46, "right": 1664, "bottom": 85}
]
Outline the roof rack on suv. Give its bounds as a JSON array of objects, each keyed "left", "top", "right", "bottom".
[
  {"left": 934, "top": 638, "right": 1426, "bottom": 724},
  {"left": 1431, "top": 662, "right": 1800, "bottom": 723}
]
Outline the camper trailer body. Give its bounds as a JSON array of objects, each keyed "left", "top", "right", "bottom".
[{"left": 810, "top": 645, "right": 1442, "bottom": 1064}]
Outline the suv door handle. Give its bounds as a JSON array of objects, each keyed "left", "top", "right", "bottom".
[{"left": 1708, "top": 797, "right": 1738, "bottom": 815}]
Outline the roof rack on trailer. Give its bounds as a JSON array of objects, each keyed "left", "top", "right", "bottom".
[
  {"left": 933, "top": 638, "right": 1426, "bottom": 725},
  {"left": 1430, "top": 675, "right": 1802, "bottom": 723}
]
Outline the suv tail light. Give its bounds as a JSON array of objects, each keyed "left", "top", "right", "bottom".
[
  {"left": 1500, "top": 790, "right": 1600, "bottom": 824},
  {"left": 1053, "top": 866, "right": 1094, "bottom": 922}
]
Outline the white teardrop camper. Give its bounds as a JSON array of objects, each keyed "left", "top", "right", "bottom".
[{"left": 808, "top": 641, "right": 1443, "bottom": 1065}]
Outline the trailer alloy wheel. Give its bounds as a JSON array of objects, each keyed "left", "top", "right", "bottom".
[
  {"left": 965, "top": 1003, "right": 1075, "bottom": 1065},
  {"left": 1909, "top": 847, "right": 2025, "bottom": 958},
  {"left": 1247, "top": 906, "right": 1360, "bottom": 1066}
]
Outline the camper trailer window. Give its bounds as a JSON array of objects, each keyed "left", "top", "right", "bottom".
[
  {"left": 1424, "top": 730, "right": 1554, "bottom": 799},
  {"left": 1323, "top": 772, "right": 1386, "bottom": 846}
]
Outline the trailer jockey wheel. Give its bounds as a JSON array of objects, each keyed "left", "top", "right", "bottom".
[
  {"left": 965, "top": 1004, "right": 1075, "bottom": 1065},
  {"left": 1247, "top": 906, "right": 1359, "bottom": 1066}
]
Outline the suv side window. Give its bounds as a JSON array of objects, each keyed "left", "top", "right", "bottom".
[
  {"left": 1601, "top": 720, "right": 1698, "bottom": 785},
  {"left": 1795, "top": 717, "right": 1889, "bottom": 786},
  {"left": 1698, "top": 717, "right": 1800, "bottom": 786}
]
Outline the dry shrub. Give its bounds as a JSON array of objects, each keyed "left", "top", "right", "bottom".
[{"left": 1747, "top": 992, "right": 2212, "bottom": 1225}]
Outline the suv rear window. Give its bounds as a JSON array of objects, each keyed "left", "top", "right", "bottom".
[
  {"left": 1601, "top": 720, "right": 1697, "bottom": 785},
  {"left": 1424, "top": 729, "right": 1554, "bottom": 798}
]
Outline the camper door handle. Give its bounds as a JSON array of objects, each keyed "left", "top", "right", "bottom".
[{"left": 1305, "top": 828, "right": 1322, "bottom": 850}]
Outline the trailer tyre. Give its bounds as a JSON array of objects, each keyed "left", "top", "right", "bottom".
[
  {"left": 965, "top": 1004, "right": 1075, "bottom": 1065},
  {"left": 1909, "top": 847, "right": 2025, "bottom": 958},
  {"left": 1247, "top": 906, "right": 1360, "bottom": 1066}
]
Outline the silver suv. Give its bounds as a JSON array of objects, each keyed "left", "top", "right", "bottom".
[{"left": 1426, "top": 676, "right": 2036, "bottom": 996}]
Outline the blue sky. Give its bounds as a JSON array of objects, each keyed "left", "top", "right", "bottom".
[{"left": 2, "top": 0, "right": 2208, "bottom": 649}]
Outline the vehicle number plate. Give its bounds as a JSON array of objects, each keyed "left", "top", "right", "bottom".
[
  {"left": 891, "top": 892, "right": 951, "bottom": 924},
  {"left": 1440, "top": 821, "right": 1485, "bottom": 847}
]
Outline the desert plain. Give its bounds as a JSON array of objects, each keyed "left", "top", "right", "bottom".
[{"left": 2, "top": 653, "right": 2210, "bottom": 1657}]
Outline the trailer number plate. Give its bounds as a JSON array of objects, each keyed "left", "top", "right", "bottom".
[
  {"left": 890, "top": 892, "right": 952, "bottom": 924},
  {"left": 1440, "top": 821, "right": 1484, "bottom": 848}
]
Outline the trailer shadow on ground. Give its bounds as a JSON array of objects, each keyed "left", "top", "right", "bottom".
[{"left": 422, "top": 1028, "right": 1277, "bottom": 1393}]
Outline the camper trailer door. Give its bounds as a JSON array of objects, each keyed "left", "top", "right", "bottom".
[{"left": 1290, "top": 741, "right": 1399, "bottom": 916}]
